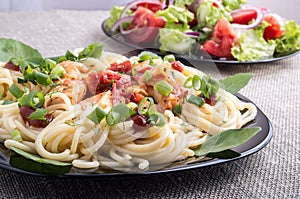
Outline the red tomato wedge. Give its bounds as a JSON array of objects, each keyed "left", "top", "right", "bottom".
[
  {"left": 263, "top": 14, "right": 284, "bottom": 40},
  {"left": 125, "top": 6, "right": 166, "bottom": 44},
  {"left": 109, "top": 60, "right": 132, "bottom": 73},
  {"left": 137, "top": 1, "right": 163, "bottom": 13},
  {"left": 231, "top": 9, "right": 258, "bottom": 25},
  {"left": 202, "top": 18, "right": 236, "bottom": 58}
]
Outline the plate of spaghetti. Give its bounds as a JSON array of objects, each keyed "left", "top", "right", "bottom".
[{"left": 0, "top": 38, "right": 272, "bottom": 177}]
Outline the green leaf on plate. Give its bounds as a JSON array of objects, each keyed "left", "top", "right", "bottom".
[
  {"left": 194, "top": 127, "right": 261, "bottom": 157},
  {"left": 220, "top": 73, "right": 253, "bottom": 94},
  {"left": 206, "top": 149, "right": 241, "bottom": 159},
  {"left": 0, "top": 38, "right": 43, "bottom": 66},
  {"left": 10, "top": 146, "right": 71, "bottom": 166},
  {"left": 10, "top": 155, "right": 71, "bottom": 176}
]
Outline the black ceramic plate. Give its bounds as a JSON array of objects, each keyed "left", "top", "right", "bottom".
[
  {"left": 0, "top": 94, "right": 272, "bottom": 177},
  {"left": 101, "top": 19, "right": 300, "bottom": 64}
]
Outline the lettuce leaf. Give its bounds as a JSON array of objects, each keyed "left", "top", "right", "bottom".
[
  {"left": 275, "top": 20, "right": 300, "bottom": 54},
  {"left": 174, "top": 0, "right": 195, "bottom": 7},
  {"left": 159, "top": 29, "right": 196, "bottom": 54},
  {"left": 105, "top": 6, "right": 132, "bottom": 30},
  {"left": 222, "top": 0, "right": 247, "bottom": 11},
  {"left": 231, "top": 23, "right": 276, "bottom": 61},
  {"left": 197, "top": 0, "right": 232, "bottom": 29},
  {"left": 156, "top": 5, "right": 194, "bottom": 31}
]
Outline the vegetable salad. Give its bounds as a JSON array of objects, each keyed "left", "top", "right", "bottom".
[{"left": 105, "top": 0, "right": 300, "bottom": 62}]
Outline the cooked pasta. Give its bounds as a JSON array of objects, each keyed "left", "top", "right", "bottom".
[{"left": 0, "top": 50, "right": 257, "bottom": 172}]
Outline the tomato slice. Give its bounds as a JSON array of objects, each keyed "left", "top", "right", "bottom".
[
  {"left": 263, "top": 14, "right": 284, "bottom": 41},
  {"left": 202, "top": 19, "right": 236, "bottom": 58},
  {"left": 231, "top": 9, "right": 258, "bottom": 25},
  {"left": 125, "top": 6, "right": 165, "bottom": 44},
  {"left": 171, "top": 61, "right": 184, "bottom": 72},
  {"left": 137, "top": 1, "right": 162, "bottom": 13},
  {"left": 109, "top": 60, "right": 132, "bottom": 73}
]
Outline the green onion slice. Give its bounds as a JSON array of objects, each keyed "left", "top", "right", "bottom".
[
  {"left": 144, "top": 70, "right": 152, "bottom": 82},
  {"left": 138, "top": 97, "right": 154, "bottom": 115},
  {"left": 154, "top": 80, "right": 173, "bottom": 96},
  {"left": 10, "top": 129, "right": 22, "bottom": 142},
  {"left": 148, "top": 112, "right": 166, "bottom": 127},
  {"left": 192, "top": 75, "right": 201, "bottom": 91},
  {"left": 8, "top": 84, "right": 24, "bottom": 99},
  {"left": 163, "top": 54, "right": 176, "bottom": 62},
  {"left": 18, "top": 91, "right": 45, "bottom": 108},
  {"left": 187, "top": 95, "right": 205, "bottom": 107},
  {"left": 173, "top": 104, "right": 182, "bottom": 115}
]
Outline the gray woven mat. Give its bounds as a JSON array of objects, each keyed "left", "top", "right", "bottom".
[{"left": 0, "top": 10, "right": 299, "bottom": 199}]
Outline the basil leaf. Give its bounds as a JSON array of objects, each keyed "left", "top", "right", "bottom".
[
  {"left": 10, "top": 146, "right": 71, "bottom": 166},
  {"left": 78, "top": 42, "right": 103, "bottom": 60},
  {"left": 0, "top": 38, "right": 43, "bottom": 66},
  {"left": 28, "top": 108, "right": 48, "bottom": 121},
  {"left": 194, "top": 127, "right": 261, "bottom": 157},
  {"left": 10, "top": 155, "right": 71, "bottom": 176},
  {"left": 220, "top": 73, "right": 253, "bottom": 94},
  {"left": 187, "top": 94, "right": 205, "bottom": 107},
  {"left": 206, "top": 149, "right": 240, "bottom": 159},
  {"left": 87, "top": 106, "right": 107, "bottom": 124}
]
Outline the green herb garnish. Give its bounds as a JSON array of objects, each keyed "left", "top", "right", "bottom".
[
  {"left": 194, "top": 127, "right": 261, "bottom": 157},
  {"left": 154, "top": 80, "right": 173, "bottom": 96},
  {"left": 220, "top": 73, "right": 253, "bottom": 94}
]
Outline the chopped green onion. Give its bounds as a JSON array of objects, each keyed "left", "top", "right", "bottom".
[
  {"left": 148, "top": 112, "right": 166, "bottom": 127},
  {"left": 138, "top": 97, "right": 154, "bottom": 115},
  {"left": 144, "top": 70, "right": 152, "bottom": 82},
  {"left": 11, "top": 129, "right": 22, "bottom": 142},
  {"left": 127, "top": 102, "right": 138, "bottom": 116},
  {"left": 18, "top": 91, "right": 45, "bottom": 108},
  {"left": 163, "top": 54, "right": 176, "bottom": 62},
  {"left": 2, "top": 100, "right": 14, "bottom": 105},
  {"left": 106, "top": 103, "right": 131, "bottom": 126},
  {"left": 34, "top": 71, "right": 52, "bottom": 85},
  {"left": 173, "top": 104, "right": 182, "bottom": 115},
  {"left": 154, "top": 80, "right": 173, "bottom": 96},
  {"left": 187, "top": 95, "right": 205, "bottom": 107},
  {"left": 87, "top": 106, "right": 107, "bottom": 124},
  {"left": 28, "top": 108, "right": 48, "bottom": 121},
  {"left": 183, "top": 77, "right": 193, "bottom": 88},
  {"left": 138, "top": 51, "right": 160, "bottom": 65},
  {"left": 51, "top": 65, "right": 65, "bottom": 78},
  {"left": 192, "top": 75, "right": 201, "bottom": 91},
  {"left": 8, "top": 84, "right": 24, "bottom": 99},
  {"left": 201, "top": 76, "right": 220, "bottom": 99}
]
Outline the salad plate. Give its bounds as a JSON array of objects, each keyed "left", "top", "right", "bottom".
[
  {"left": 0, "top": 94, "right": 272, "bottom": 177},
  {"left": 102, "top": 20, "right": 300, "bottom": 64},
  {"left": 102, "top": 0, "right": 300, "bottom": 64}
]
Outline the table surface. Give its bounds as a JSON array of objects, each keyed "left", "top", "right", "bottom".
[{"left": 0, "top": 10, "right": 299, "bottom": 199}]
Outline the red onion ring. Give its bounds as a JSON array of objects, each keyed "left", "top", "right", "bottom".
[
  {"left": 212, "top": 0, "right": 224, "bottom": 10},
  {"left": 111, "top": 16, "right": 134, "bottom": 32},
  {"left": 185, "top": 31, "right": 200, "bottom": 38},
  {"left": 231, "top": 7, "right": 264, "bottom": 29}
]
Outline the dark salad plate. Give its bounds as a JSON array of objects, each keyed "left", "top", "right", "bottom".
[
  {"left": 0, "top": 94, "right": 272, "bottom": 177},
  {"left": 102, "top": 19, "right": 300, "bottom": 64}
]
